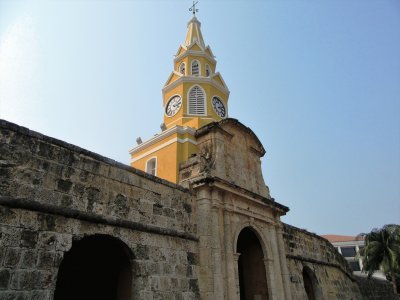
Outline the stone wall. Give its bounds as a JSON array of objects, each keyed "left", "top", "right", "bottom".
[
  {"left": 0, "top": 120, "right": 199, "bottom": 299},
  {"left": 282, "top": 223, "right": 362, "bottom": 299},
  {"left": 356, "top": 276, "right": 399, "bottom": 300}
]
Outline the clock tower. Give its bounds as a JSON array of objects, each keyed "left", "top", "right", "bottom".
[{"left": 129, "top": 15, "right": 230, "bottom": 183}]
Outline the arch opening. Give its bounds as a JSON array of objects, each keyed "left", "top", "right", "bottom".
[
  {"left": 54, "top": 235, "right": 133, "bottom": 300},
  {"left": 302, "top": 266, "right": 322, "bottom": 300},
  {"left": 237, "top": 227, "right": 269, "bottom": 300}
]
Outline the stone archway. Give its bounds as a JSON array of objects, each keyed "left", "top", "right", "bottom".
[
  {"left": 54, "top": 234, "right": 133, "bottom": 300},
  {"left": 302, "top": 266, "right": 322, "bottom": 300},
  {"left": 237, "top": 227, "right": 269, "bottom": 300}
]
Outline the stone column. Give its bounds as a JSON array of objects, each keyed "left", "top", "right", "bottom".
[
  {"left": 233, "top": 253, "right": 241, "bottom": 300},
  {"left": 196, "top": 187, "right": 214, "bottom": 299},
  {"left": 266, "top": 224, "right": 287, "bottom": 300},
  {"left": 223, "top": 208, "right": 238, "bottom": 300},
  {"left": 263, "top": 257, "right": 276, "bottom": 300},
  {"left": 275, "top": 224, "right": 293, "bottom": 300},
  {"left": 210, "top": 190, "right": 224, "bottom": 299}
]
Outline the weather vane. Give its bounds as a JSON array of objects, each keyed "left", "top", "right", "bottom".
[{"left": 189, "top": 1, "right": 199, "bottom": 16}]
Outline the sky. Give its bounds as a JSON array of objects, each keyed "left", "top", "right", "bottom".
[{"left": 0, "top": 0, "right": 399, "bottom": 236}]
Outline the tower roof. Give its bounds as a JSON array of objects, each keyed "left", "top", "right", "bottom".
[{"left": 184, "top": 16, "right": 205, "bottom": 49}]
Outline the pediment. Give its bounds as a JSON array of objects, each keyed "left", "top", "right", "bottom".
[
  {"left": 175, "top": 45, "right": 187, "bottom": 57},
  {"left": 164, "top": 71, "right": 182, "bottom": 87},
  {"left": 211, "top": 73, "right": 228, "bottom": 89},
  {"left": 196, "top": 118, "right": 265, "bottom": 157},
  {"left": 187, "top": 41, "right": 203, "bottom": 52}
]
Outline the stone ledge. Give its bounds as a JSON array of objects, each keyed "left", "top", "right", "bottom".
[
  {"left": 0, "top": 197, "right": 198, "bottom": 242},
  {"left": 286, "top": 254, "right": 355, "bottom": 281},
  {"left": 191, "top": 176, "right": 289, "bottom": 214}
]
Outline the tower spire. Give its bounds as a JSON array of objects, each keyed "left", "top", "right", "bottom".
[
  {"left": 130, "top": 9, "right": 230, "bottom": 183},
  {"left": 189, "top": 1, "right": 199, "bottom": 16}
]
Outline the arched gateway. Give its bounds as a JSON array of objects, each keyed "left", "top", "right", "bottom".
[
  {"left": 54, "top": 235, "right": 133, "bottom": 300},
  {"left": 237, "top": 227, "right": 269, "bottom": 300},
  {"left": 302, "top": 266, "right": 322, "bottom": 300}
]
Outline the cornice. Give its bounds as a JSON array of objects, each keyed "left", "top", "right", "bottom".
[
  {"left": 163, "top": 75, "right": 230, "bottom": 96},
  {"left": 190, "top": 176, "right": 289, "bottom": 215},
  {"left": 174, "top": 48, "right": 216, "bottom": 64},
  {"left": 129, "top": 126, "right": 196, "bottom": 155}
]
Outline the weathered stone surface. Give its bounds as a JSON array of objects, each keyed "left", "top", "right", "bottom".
[
  {"left": 356, "top": 276, "right": 399, "bottom": 300},
  {"left": 283, "top": 223, "right": 362, "bottom": 299},
  {"left": 0, "top": 120, "right": 199, "bottom": 299},
  {"left": 193, "top": 119, "right": 271, "bottom": 198},
  {"left": 0, "top": 119, "right": 395, "bottom": 300}
]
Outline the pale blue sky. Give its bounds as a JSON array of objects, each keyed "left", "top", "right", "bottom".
[{"left": 1, "top": 0, "right": 399, "bottom": 235}]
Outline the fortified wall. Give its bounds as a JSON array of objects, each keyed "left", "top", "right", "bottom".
[
  {"left": 0, "top": 120, "right": 199, "bottom": 299},
  {"left": 283, "top": 224, "right": 360, "bottom": 299},
  {"left": 1, "top": 119, "right": 398, "bottom": 299}
]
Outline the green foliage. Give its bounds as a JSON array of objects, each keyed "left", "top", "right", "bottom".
[{"left": 359, "top": 224, "right": 400, "bottom": 294}]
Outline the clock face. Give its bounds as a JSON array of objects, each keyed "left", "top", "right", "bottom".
[
  {"left": 165, "top": 95, "right": 182, "bottom": 117},
  {"left": 212, "top": 97, "right": 227, "bottom": 118}
]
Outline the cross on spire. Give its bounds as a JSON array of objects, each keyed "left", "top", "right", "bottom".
[{"left": 189, "top": 1, "right": 199, "bottom": 16}]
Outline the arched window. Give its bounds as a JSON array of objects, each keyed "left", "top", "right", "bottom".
[
  {"left": 188, "top": 86, "right": 205, "bottom": 115},
  {"left": 191, "top": 60, "right": 200, "bottom": 76},
  {"left": 145, "top": 157, "right": 157, "bottom": 176},
  {"left": 205, "top": 64, "right": 210, "bottom": 77},
  {"left": 179, "top": 62, "right": 185, "bottom": 75}
]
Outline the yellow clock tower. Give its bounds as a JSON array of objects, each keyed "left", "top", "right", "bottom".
[{"left": 129, "top": 14, "right": 230, "bottom": 183}]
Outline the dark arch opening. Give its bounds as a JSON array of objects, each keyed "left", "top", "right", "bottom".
[
  {"left": 237, "top": 227, "right": 269, "bottom": 300},
  {"left": 302, "top": 266, "right": 322, "bottom": 300},
  {"left": 54, "top": 235, "right": 133, "bottom": 300}
]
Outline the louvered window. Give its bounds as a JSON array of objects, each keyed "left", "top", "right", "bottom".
[
  {"left": 179, "top": 62, "right": 185, "bottom": 75},
  {"left": 191, "top": 60, "right": 200, "bottom": 76},
  {"left": 188, "top": 86, "right": 205, "bottom": 115}
]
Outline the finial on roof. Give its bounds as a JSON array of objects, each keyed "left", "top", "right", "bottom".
[{"left": 189, "top": 1, "right": 199, "bottom": 16}]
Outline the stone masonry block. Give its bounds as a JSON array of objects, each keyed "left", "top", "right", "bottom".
[
  {"left": 55, "top": 234, "right": 72, "bottom": 252},
  {"left": 3, "top": 248, "right": 20, "bottom": 268},
  {"left": 31, "top": 290, "right": 51, "bottom": 300},
  {"left": 36, "top": 251, "right": 55, "bottom": 269},
  {"left": 10, "top": 269, "right": 36, "bottom": 290},
  {"left": 33, "top": 270, "right": 55, "bottom": 289},
  {"left": 0, "top": 268, "right": 11, "bottom": 289},
  {"left": 20, "top": 250, "right": 37, "bottom": 269},
  {"left": 0, "top": 207, "right": 20, "bottom": 227},
  {"left": 56, "top": 179, "right": 73, "bottom": 193},
  {"left": 20, "top": 230, "right": 38, "bottom": 248},
  {"left": 0, "top": 247, "right": 4, "bottom": 266},
  {"left": 0, "top": 226, "right": 21, "bottom": 247},
  {"left": 37, "top": 232, "right": 56, "bottom": 251}
]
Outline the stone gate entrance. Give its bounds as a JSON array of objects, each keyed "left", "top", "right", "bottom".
[
  {"left": 237, "top": 227, "right": 269, "bottom": 300},
  {"left": 54, "top": 235, "right": 132, "bottom": 300}
]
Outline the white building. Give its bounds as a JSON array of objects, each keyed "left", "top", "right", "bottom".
[{"left": 321, "top": 234, "right": 386, "bottom": 279}]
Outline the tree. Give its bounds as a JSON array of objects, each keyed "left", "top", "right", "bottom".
[{"left": 359, "top": 224, "right": 400, "bottom": 294}]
